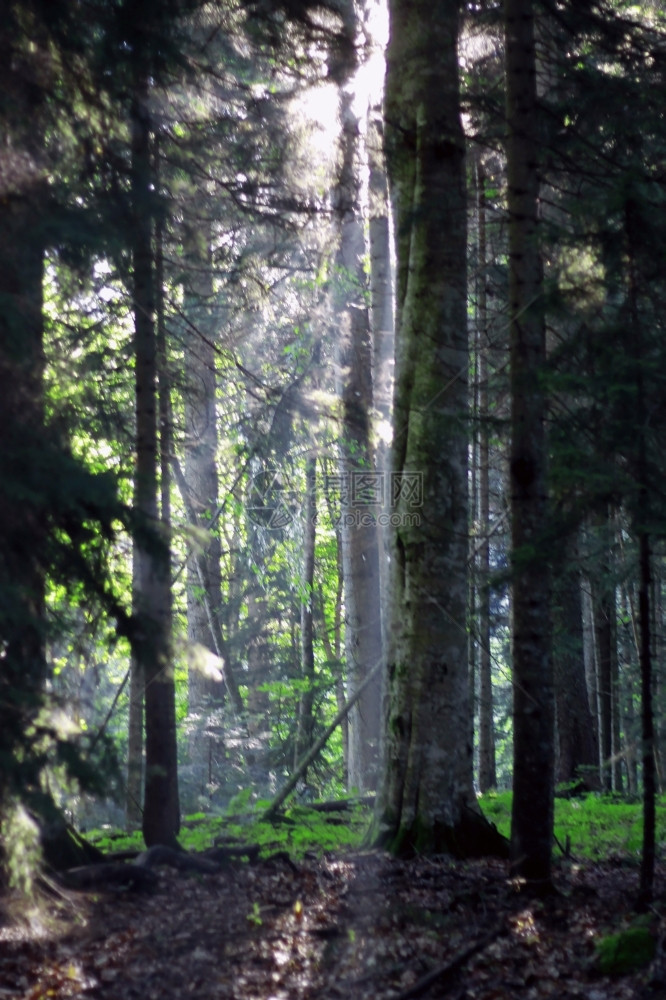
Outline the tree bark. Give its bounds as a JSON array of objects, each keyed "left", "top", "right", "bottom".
[
  {"left": 619, "top": 587, "right": 639, "bottom": 794},
  {"left": 0, "top": 193, "right": 47, "bottom": 814},
  {"left": 131, "top": 74, "right": 180, "bottom": 848},
  {"left": 552, "top": 541, "right": 599, "bottom": 790},
  {"left": 126, "top": 548, "right": 143, "bottom": 830},
  {"left": 476, "top": 163, "right": 496, "bottom": 794},
  {"left": 592, "top": 555, "right": 615, "bottom": 793},
  {"left": 505, "top": 0, "right": 554, "bottom": 887},
  {"left": 294, "top": 454, "right": 317, "bottom": 774},
  {"left": 333, "top": 5, "right": 383, "bottom": 792},
  {"left": 181, "top": 215, "right": 226, "bottom": 797},
  {"left": 374, "top": 0, "right": 503, "bottom": 857},
  {"left": 367, "top": 83, "right": 394, "bottom": 669}
]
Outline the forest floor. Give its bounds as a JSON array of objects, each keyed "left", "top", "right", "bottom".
[{"left": 1, "top": 852, "right": 666, "bottom": 1000}]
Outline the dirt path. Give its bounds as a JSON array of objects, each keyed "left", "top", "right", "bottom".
[{"left": 0, "top": 854, "right": 663, "bottom": 999}]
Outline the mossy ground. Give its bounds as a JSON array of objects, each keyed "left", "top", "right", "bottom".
[
  {"left": 479, "top": 790, "right": 666, "bottom": 860},
  {"left": 87, "top": 799, "right": 369, "bottom": 858}
]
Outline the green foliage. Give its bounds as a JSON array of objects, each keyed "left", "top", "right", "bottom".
[
  {"left": 0, "top": 803, "right": 42, "bottom": 895},
  {"left": 596, "top": 920, "right": 655, "bottom": 975},
  {"left": 480, "top": 791, "right": 666, "bottom": 860},
  {"left": 88, "top": 799, "right": 370, "bottom": 859},
  {"left": 86, "top": 827, "right": 144, "bottom": 855}
]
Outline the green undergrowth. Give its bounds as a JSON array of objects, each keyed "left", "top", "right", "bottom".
[
  {"left": 595, "top": 917, "right": 656, "bottom": 975},
  {"left": 479, "top": 790, "right": 666, "bottom": 860},
  {"left": 87, "top": 798, "right": 370, "bottom": 859}
]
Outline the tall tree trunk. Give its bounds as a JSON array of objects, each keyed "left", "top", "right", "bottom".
[
  {"left": 0, "top": 194, "right": 47, "bottom": 813},
  {"left": 245, "top": 522, "right": 272, "bottom": 773},
  {"left": 592, "top": 518, "right": 615, "bottom": 793},
  {"left": 505, "top": 0, "right": 554, "bottom": 887},
  {"left": 181, "top": 216, "right": 226, "bottom": 798},
  {"left": 334, "top": 5, "right": 383, "bottom": 792},
  {"left": 295, "top": 454, "right": 317, "bottom": 775},
  {"left": 131, "top": 74, "right": 179, "bottom": 848},
  {"left": 611, "top": 580, "right": 623, "bottom": 794},
  {"left": 476, "top": 163, "right": 496, "bottom": 793},
  {"left": 626, "top": 196, "right": 656, "bottom": 906},
  {"left": 552, "top": 541, "right": 599, "bottom": 790},
  {"left": 375, "top": 0, "right": 504, "bottom": 858},
  {"left": 319, "top": 523, "right": 348, "bottom": 784},
  {"left": 0, "top": 16, "right": 49, "bottom": 820},
  {"left": 126, "top": 548, "right": 143, "bottom": 829},
  {"left": 367, "top": 85, "right": 394, "bottom": 668},
  {"left": 638, "top": 528, "right": 655, "bottom": 905},
  {"left": 654, "top": 576, "right": 666, "bottom": 794}
]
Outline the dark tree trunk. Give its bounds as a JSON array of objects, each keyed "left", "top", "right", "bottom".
[
  {"left": 476, "top": 163, "right": 496, "bottom": 794},
  {"left": 638, "top": 528, "right": 655, "bottom": 905},
  {"left": 505, "top": 0, "right": 554, "bottom": 888},
  {"left": 552, "top": 544, "right": 599, "bottom": 790},
  {"left": 625, "top": 195, "right": 656, "bottom": 906},
  {"left": 592, "top": 539, "right": 615, "bottom": 793},
  {"left": 131, "top": 74, "right": 180, "bottom": 848},
  {"left": 0, "top": 194, "right": 47, "bottom": 813}
]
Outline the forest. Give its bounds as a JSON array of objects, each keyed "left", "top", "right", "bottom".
[{"left": 2, "top": 0, "right": 666, "bottom": 997}]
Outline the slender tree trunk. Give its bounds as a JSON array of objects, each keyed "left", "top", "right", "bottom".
[
  {"left": 592, "top": 522, "right": 615, "bottom": 792},
  {"left": 320, "top": 525, "right": 348, "bottom": 784},
  {"left": 552, "top": 541, "right": 599, "bottom": 790},
  {"left": 295, "top": 454, "right": 317, "bottom": 775},
  {"left": 620, "top": 586, "right": 639, "bottom": 794},
  {"left": 638, "top": 529, "right": 655, "bottom": 904},
  {"left": 476, "top": 163, "right": 496, "bottom": 793},
  {"left": 625, "top": 196, "right": 656, "bottom": 906},
  {"left": 334, "top": 6, "right": 383, "bottom": 792},
  {"left": 245, "top": 523, "right": 271, "bottom": 771},
  {"left": 506, "top": 0, "right": 554, "bottom": 887},
  {"left": 582, "top": 573, "right": 600, "bottom": 764},
  {"left": 181, "top": 216, "right": 226, "bottom": 796},
  {"left": 367, "top": 86, "right": 394, "bottom": 669},
  {"left": 131, "top": 74, "right": 179, "bottom": 848},
  {"left": 654, "top": 576, "right": 666, "bottom": 793},
  {"left": 126, "top": 545, "right": 143, "bottom": 829},
  {"left": 611, "top": 581, "right": 623, "bottom": 794}
]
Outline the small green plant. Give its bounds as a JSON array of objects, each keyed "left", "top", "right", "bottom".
[
  {"left": 247, "top": 901, "right": 263, "bottom": 926},
  {"left": 596, "top": 921, "right": 655, "bottom": 975}
]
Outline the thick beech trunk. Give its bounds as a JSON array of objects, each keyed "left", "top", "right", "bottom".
[{"left": 375, "top": 0, "right": 505, "bottom": 858}]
